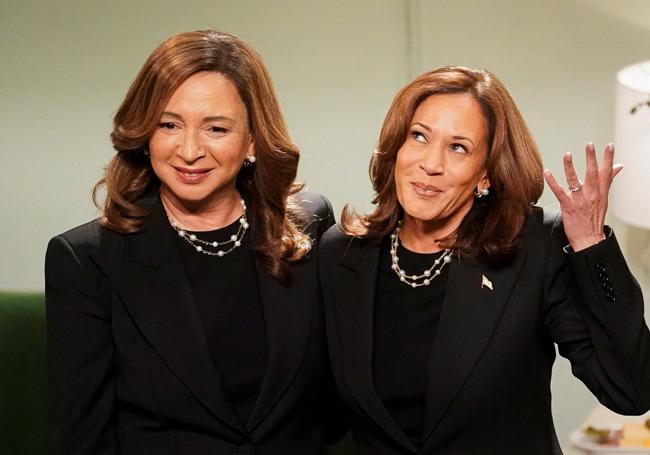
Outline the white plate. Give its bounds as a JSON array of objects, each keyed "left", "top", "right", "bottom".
[{"left": 570, "top": 431, "right": 650, "bottom": 454}]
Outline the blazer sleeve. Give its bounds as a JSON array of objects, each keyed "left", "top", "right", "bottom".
[
  {"left": 543, "top": 216, "right": 650, "bottom": 415},
  {"left": 45, "top": 234, "right": 117, "bottom": 454}
]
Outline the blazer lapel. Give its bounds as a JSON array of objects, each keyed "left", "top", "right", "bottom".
[
  {"left": 245, "top": 256, "right": 313, "bottom": 433},
  {"left": 420, "top": 252, "right": 527, "bottom": 447},
  {"left": 333, "top": 237, "right": 417, "bottom": 453},
  {"left": 90, "top": 194, "right": 244, "bottom": 433}
]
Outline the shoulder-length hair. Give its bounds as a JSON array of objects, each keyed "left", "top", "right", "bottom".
[
  {"left": 93, "top": 29, "right": 309, "bottom": 283},
  {"left": 342, "top": 66, "right": 544, "bottom": 265}
]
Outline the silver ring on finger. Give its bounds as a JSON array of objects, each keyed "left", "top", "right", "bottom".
[{"left": 568, "top": 180, "right": 583, "bottom": 192}]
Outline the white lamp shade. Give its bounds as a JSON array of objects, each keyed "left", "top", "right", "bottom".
[{"left": 612, "top": 61, "right": 650, "bottom": 229}]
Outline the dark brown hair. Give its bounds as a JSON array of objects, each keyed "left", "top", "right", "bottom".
[
  {"left": 342, "top": 66, "right": 544, "bottom": 264},
  {"left": 93, "top": 30, "right": 310, "bottom": 283}
]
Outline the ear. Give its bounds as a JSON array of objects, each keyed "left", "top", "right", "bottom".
[
  {"left": 247, "top": 139, "right": 255, "bottom": 158},
  {"left": 478, "top": 171, "right": 490, "bottom": 190}
]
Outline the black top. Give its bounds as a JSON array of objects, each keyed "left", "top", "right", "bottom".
[
  {"left": 372, "top": 236, "right": 449, "bottom": 447},
  {"left": 176, "top": 217, "right": 266, "bottom": 425}
]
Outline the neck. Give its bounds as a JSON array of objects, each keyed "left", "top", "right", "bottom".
[
  {"left": 159, "top": 186, "right": 244, "bottom": 232},
  {"left": 399, "top": 206, "right": 471, "bottom": 254}
]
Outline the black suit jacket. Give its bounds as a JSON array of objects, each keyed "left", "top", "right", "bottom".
[
  {"left": 45, "top": 191, "right": 345, "bottom": 455},
  {"left": 319, "top": 207, "right": 650, "bottom": 454}
]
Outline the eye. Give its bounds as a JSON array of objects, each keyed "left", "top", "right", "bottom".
[
  {"left": 158, "top": 122, "right": 178, "bottom": 130},
  {"left": 450, "top": 143, "right": 468, "bottom": 154},
  {"left": 410, "top": 130, "right": 427, "bottom": 143},
  {"left": 207, "top": 126, "right": 228, "bottom": 134}
]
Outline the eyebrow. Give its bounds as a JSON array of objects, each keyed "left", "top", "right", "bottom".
[
  {"left": 451, "top": 135, "right": 475, "bottom": 147},
  {"left": 412, "top": 122, "right": 432, "bottom": 132},
  {"left": 160, "top": 111, "right": 236, "bottom": 123},
  {"left": 411, "top": 122, "right": 476, "bottom": 147}
]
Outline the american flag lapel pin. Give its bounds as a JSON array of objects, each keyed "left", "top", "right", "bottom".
[{"left": 481, "top": 274, "right": 493, "bottom": 291}]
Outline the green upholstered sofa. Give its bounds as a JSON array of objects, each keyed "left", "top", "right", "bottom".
[
  {"left": 0, "top": 292, "right": 48, "bottom": 454},
  {"left": 0, "top": 292, "right": 353, "bottom": 454}
]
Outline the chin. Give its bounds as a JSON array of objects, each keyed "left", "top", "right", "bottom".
[
  {"left": 162, "top": 183, "right": 213, "bottom": 204},
  {"left": 402, "top": 201, "right": 441, "bottom": 223}
]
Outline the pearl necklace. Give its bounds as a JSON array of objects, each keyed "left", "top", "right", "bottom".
[
  {"left": 390, "top": 222, "right": 452, "bottom": 288},
  {"left": 170, "top": 199, "right": 249, "bottom": 257}
]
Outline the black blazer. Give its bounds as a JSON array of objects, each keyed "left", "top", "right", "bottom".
[
  {"left": 45, "top": 191, "right": 345, "bottom": 455},
  {"left": 319, "top": 207, "right": 650, "bottom": 454}
]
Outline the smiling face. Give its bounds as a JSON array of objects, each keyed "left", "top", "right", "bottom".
[
  {"left": 148, "top": 71, "right": 253, "bottom": 212},
  {"left": 394, "top": 93, "right": 490, "bottom": 235}
]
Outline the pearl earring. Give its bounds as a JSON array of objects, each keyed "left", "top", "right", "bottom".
[
  {"left": 475, "top": 187, "right": 490, "bottom": 198},
  {"left": 243, "top": 155, "right": 256, "bottom": 167}
]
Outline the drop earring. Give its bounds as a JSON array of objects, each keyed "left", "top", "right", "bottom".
[{"left": 243, "top": 155, "right": 256, "bottom": 167}]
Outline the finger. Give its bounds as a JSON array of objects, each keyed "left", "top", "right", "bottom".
[
  {"left": 601, "top": 143, "right": 615, "bottom": 173},
  {"left": 602, "top": 163, "right": 623, "bottom": 195},
  {"left": 563, "top": 153, "right": 581, "bottom": 191},
  {"left": 584, "top": 142, "right": 599, "bottom": 188},
  {"left": 544, "top": 169, "right": 570, "bottom": 204},
  {"left": 599, "top": 143, "right": 616, "bottom": 190}
]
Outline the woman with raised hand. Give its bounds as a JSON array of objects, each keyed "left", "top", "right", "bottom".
[
  {"left": 45, "top": 30, "right": 344, "bottom": 454},
  {"left": 319, "top": 66, "right": 650, "bottom": 454}
]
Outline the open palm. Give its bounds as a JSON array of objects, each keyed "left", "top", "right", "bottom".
[{"left": 544, "top": 143, "right": 623, "bottom": 252}]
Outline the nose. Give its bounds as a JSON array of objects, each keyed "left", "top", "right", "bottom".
[
  {"left": 176, "top": 130, "right": 206, "bottom": 162},
  {"left": 418, "top": 145, "right": 444, "bottom": 175}
]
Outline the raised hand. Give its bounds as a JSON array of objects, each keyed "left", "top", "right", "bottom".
[{"left": 544, "top": 143, "right": 623, "bottom": 252}]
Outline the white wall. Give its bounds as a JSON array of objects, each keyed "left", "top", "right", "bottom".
[{"left": 2, "top": 0, "right": 649, "bottom": 448}]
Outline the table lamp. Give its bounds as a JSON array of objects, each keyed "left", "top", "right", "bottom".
[{"left": 612, "top": 60, "right": 650, "bottom": 269}]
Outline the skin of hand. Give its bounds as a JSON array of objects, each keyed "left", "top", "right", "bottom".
[{"left": 544, "top": 143, "right": 624, "bottom": 252}]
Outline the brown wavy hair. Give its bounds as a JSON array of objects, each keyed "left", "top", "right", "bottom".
[
  {"left": 342, "top": 66, "right": 544, "bottom": 265},
  {"left": 93, "top": 29, "right": 310, "bottom": 283}
]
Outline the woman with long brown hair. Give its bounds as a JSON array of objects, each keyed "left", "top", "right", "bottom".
[
  {"left": 319, "top": 66, "right": 650, "bottom": 454},
  {"left": 45, "top": 30, "right": 344, "bottom": 454}
]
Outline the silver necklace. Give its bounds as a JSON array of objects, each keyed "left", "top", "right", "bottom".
[
  {"left": 171, "top": 199, "right": 249, "bottom": 257},
  {"left": 390, "top": 222, "right": 452, "bottom": 288}
]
